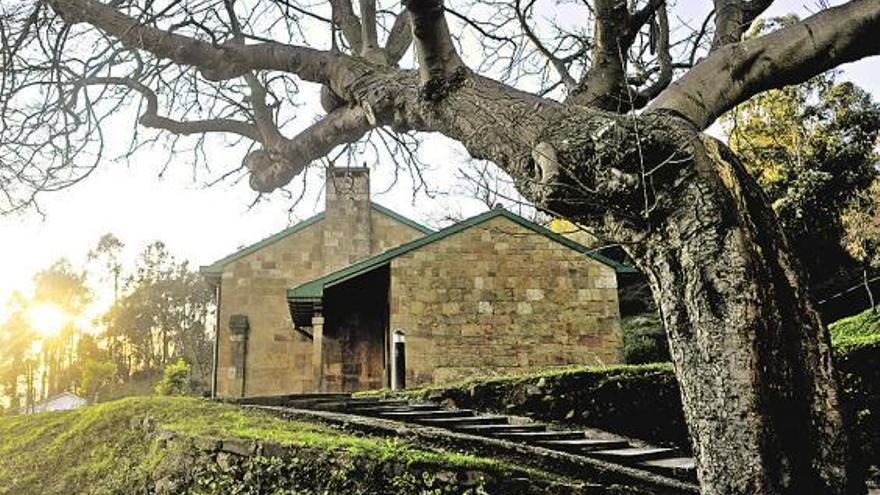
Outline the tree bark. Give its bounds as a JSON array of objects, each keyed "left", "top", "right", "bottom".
[
  {"left": 480, "top": 108, "right": 857, "bottom": 493},
  {"left": 623, "top": 126, "right": 854, "bottom": 494}
]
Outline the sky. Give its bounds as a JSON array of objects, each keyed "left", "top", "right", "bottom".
[{"left": 0, "top": 0, "right": 878, "bottom": 321}]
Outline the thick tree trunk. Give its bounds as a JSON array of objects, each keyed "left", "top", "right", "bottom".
[
  {"left": 626, "top": 133, "right": 856, "bottom": 494},
  {"left": 336, "top": 67, "right": 860, "bottom": 490}
]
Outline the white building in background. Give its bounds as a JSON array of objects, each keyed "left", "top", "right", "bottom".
[{"left": 30, "top": 391, "right": 87, "bottom": 413}]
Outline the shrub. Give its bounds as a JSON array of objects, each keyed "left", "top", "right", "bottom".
[
  {"left": 155, "top": 358, "right": 192, "bottom": 396},
  {"left": 621, "top": 313, "right": 670, "bottom": 364},
  {"left": 80, "top": 359, "right": 117, "bottom": 403}
]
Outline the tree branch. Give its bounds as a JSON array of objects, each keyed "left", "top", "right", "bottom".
[
  {"left": 330, "top": 0, "right": 364, "bottom": 53},
  {"left": 405, "top": 0, "right": 465, "bottom": 85},
  {"left": 633, "top": 3, "right": 671, "bottom": 106},
  {"left": 631, "top": 0, "right": 667, "bottom": 32},
  {"left": 386, "top": 11, "right": 413, "bottom": 63},
  {"left": 74, "top": 77, "right": 261, "bottom": 140},
  {"left": 243, "top": 74, "right": 284, "bottom": 145},
  {"left": 712, "top": 0, "right": 774, "bottom": 49},
  {"left": 649, "top": 0, "right": 880, "bottom": 129},
  {"left": 247, "top": 107, "right": 372, "bottom": 192},
  {"left": 515, "top": 0, "right": 577, "bottom": 92},
  {"left": 567, "top": 0, "right": 634, "bottom": 110},
  {"left": 46, "top": 0, "right": 340, "bottom": 83},
  {"left": 359, "top": 0, "right": 379, "bottom": 52}
]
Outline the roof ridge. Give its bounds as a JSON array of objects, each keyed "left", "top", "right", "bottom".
[
  {"left": 200, "top": 203, "right": 434, "bottom": 275},
  {"left": 289, "top": 208, "right": 635, "bottom": 300},
  {"left": 200, "top": 211, "right": 325, "bottom": 274}
]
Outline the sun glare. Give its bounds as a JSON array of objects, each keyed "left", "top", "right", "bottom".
[{"left": 28, "top": 304, "right": 68, "bottom": 337}]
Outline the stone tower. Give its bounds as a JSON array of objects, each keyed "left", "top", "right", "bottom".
[{"left": 323, "top": 167, "right": 372, "bottom": 271}]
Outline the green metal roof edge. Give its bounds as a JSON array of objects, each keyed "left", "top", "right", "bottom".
[
  {"left": 200, "top": 212, "right": 325, "bottom": 275},
  {"left": 496, "top": 211, "right": 637, "bottom": 274},
  {"left": 370, "top": 201, "right": 434, "bottom": 234},
  {"left": 200, "top": 203, "right": 431, "bottom": 275},
  {"left": 288, "top": 208, "right": 636, "bottom": 300}
]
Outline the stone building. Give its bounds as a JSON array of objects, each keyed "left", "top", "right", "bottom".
[{"left": 203, "top": 168, "right": 632, "bottom": 398}]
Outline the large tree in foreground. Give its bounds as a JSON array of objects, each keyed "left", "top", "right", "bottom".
[{"left": 2, "top": 0, "right": 879, "bottom": 492}]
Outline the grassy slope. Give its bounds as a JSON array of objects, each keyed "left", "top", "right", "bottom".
[{"left": 0, "top": 396, "right": 529, "bottom": 495}]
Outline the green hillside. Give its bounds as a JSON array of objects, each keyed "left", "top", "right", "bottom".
[{"left": 0, "top": 396, "right": 577, "bottom": 495}]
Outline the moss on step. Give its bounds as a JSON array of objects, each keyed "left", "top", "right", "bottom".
[{"left": 830, "top": 306, "right": 880, "bottom": 350}]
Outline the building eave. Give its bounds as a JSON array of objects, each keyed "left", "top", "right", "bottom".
[
  {"left": 288, "top": 208, "right": 636, "bottom": 301},
  {"left": 200, "top": 203, "right": 434, "bottom": 276}
]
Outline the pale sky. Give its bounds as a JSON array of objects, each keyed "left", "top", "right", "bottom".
[{"left": 1, "top": 0, "right": 878, "bottom": 321}]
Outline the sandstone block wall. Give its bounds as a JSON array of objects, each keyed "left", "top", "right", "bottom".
[
  {"left": 215, "top": 220, "right": 325, "bottom": 397},
  {"left": 214, "top": 206, "right": 427, "bottom": 397},
  {"left": 389, "top": 216, "right": 623, "bottom": 387}
]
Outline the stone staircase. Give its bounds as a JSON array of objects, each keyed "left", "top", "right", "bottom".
[{"left": 237, "top": 393, "right": 697, "bottom": 486}]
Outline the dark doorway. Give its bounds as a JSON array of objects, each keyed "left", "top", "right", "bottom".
[{"left": 322, "top": 265, "right": 389, "bottom": 392}]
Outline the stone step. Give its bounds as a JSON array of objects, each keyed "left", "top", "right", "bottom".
[
  {"left": 457, "top": 424, "right": 549, "bottom": 435},
  {"left": 283, "top": 396, "right": 367, "bottom": 408},
  {"left": 303, "top": 401, "right": 362, "bottom": 411},
  {"left": 345, "top": 399, "right": 410, "bottom": 409},
  {"left": 537, "top": 438, "right": 630, "bottom": 453},
  {"left": 348, "top": 403, "right": 440, "bottom": 414},
  {"left": 639, "top": 457, "right": 697, "bottom": 481},
  {"left": 587, "top": 447, "right": 678, "bottom": 463},
  {"left": 238, "top": 393, "right": 351, "bottom": 407},
  {"left": 494, "top": 430, "right": 583, "bottom": 441},
  {"left": 419, "top": 416, "right": 510, "bottom": 427},
  {"left": 379, "top": 409, "right": 474, "bottom": 420}
]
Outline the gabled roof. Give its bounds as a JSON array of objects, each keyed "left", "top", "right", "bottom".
[
  {"left": 200, "top": 202, "right": 433, "bottom": 275},
  {"left": 288, "top": 208, "right": 636, "bottom": 300}
]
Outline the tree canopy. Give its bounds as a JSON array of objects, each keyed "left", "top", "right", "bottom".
[
  {"left": 0, "top": 236, "right": 213, "bottom": 412},
  {"left": 724, "top": 73, "right": 880, "bottom": 305}
]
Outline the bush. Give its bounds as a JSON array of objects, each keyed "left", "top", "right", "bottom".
[
  {"left": 155, "top": 358, "right": 192, "bottom": 396},
  {"left": 621, "top": 313, "right": 670, "bottom": 364},
  {"left": 80, "top": 359, "right": 117, "bottom": 403},
  {"left": 399, "top": 320, "right": 880, "bottom": 470}
]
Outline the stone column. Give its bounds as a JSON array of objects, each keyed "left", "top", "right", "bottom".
[
  {"left": 311, "top": 313, "right": 325, "bottom": 393},
  {"left": 228, "top": 314, "right": 250, "bottom": 398}
]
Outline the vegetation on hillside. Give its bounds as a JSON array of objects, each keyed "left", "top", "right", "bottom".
[
  {"left": 0, "top": 396, "right": 574, "bottom": 495},
  {"left": 0, "top": 236, "right": 213, "bottom": 414},
  {"left": 621, "top": 314, "right": 669, "bottom": 364},
  {"left": 615, "top": 306, "right": 880, "bottom": 366},
  {"left": 724, "top": 60, "right": 880, "bottom": 306}
]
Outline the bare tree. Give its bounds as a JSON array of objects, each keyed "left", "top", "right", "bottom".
[{"left": 2, "top": 0, "right": 879, "bottom": 492}]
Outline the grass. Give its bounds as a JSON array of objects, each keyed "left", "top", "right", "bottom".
[
  {"left": 829, "top": 306, "right": 880, "bottom": 350},
  {"left": 0, "top": 396, "right": 547, "bottom": 495}
]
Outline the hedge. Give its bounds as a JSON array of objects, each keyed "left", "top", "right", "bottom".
[{"left": 402, "top": 313, "right": 879, "bottom": 477}]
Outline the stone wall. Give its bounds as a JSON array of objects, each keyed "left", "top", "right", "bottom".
[
  {"left": 389, "top": 216, "right": 623, "bottom": 386},
  {"left": 215, "top": 220, "right": 325, "bottom": 397},
  {"left": 214, "top": 204, "right": 427, "bottom": 397}
]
